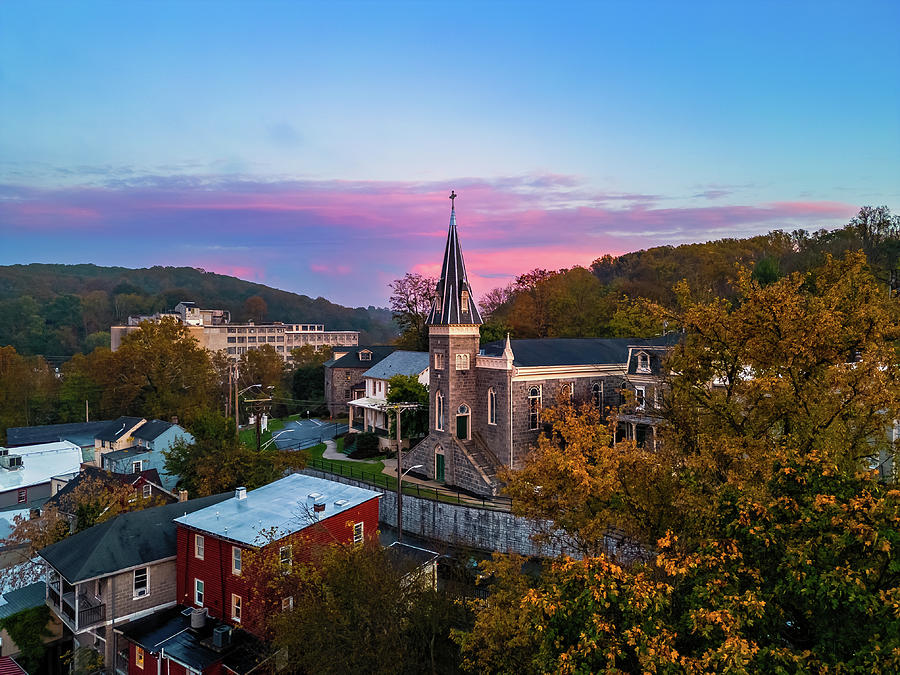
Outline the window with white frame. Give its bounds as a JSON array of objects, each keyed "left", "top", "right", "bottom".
[
  {"left": 232, "top": 546, "right": 242, "bottom": 575},
  {"left": 132, "top": 460, "right": 142, "bottom": 473},
  {"left": 195, "top": 534, "right": 204, "bottom": 560},
  {"left": 487, "top": 388, "right": 496, "bottom": 425},
  {"left": 194, "top": 578, "right": 204, "bottom": 606},
  {"left": 435, "top": 391, "right": 444, "bottom": 431},
  {"left": 434, "top": 353, "right": 444, "bottom": 370},
  {"left": 280, "top": 545, "right": 293, "bottom": 571},
  {"left": 282, "top": 597, "right": 294, "bottom": 612},
  {"left": 231, "top": 594, "right": 242, "bottom": 622},
  {"left": 560, "top": 382, "right": 573, "bottom": 402},
  {"left": 637, "top": 352, "right": 651, "bottom": 373},
  {"left": 635, "top": 386, "right": 646, "bottom": 410},
  {"left": 135, "top": 647, "right": 144, "bottom": 669},
  {"left": 455, "top": 353, "right": 469, "bottom": 370},
  {"left": 359, "top": 350, "right": 372, "bottom": 361},
  {"left": 353, "top": 521, "right": 364, "bottom": 544},
  {"left": 133, "top": 568, "right": 148, "bottom": 598},
  {"left": 591, "top": 382, "right": 602, "bottom": 408},
  {"left": 142, "top": 483, "right": 151, "bottom": 499},
  {"left": 528, "top": 387, "right": 542, "bottom": 430}
]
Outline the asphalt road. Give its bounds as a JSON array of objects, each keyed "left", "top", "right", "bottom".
[{"left": 271, "top": 418, "right": 347, "bottom": 450}]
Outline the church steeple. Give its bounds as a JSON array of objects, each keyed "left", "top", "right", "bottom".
[{"left": 426, "top": 191, "right": 483, "bottom": 326}]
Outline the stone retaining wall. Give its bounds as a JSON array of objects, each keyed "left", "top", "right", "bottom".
[{"left": 300, "top": 468, "right": 577, "bottom": 557}]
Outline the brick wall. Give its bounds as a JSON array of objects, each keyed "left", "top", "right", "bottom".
[{"left": 176, "top": 496, "right": 379, "bottom": 637}]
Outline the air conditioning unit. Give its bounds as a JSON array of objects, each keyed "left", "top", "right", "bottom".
[
  {"left": 213, "top": 625, "right": 232, "bottom": 649},
  {"left": 0, "top": 454, "right": 23, "bottom": 470}
]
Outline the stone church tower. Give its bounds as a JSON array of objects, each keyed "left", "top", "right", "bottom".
[{"left": 403, "top": 192, "right": 505, "bottom": 495}]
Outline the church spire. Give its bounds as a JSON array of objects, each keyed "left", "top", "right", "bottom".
[{"left": 426, "top": 191, "right": 483, "bottom": 326}]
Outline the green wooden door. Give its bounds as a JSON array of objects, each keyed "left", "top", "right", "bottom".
[
  {"left": 435, "top": 453, "right": 445, "bottom": 482},
  {"left": 456, "top": 414, "right": 469, "bottom": 440}
]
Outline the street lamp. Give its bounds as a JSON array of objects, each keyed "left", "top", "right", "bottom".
[{"left": 397, "top": 463, "right": 423, "bottom": 544}]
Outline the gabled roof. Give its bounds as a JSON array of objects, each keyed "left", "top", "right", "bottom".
[
  {"left": 0, "top": 441, "right": 82, "bottom": 494},
  {"left": 44, "top": 465, "right": 173, "bottom": 513},
  {"left": 174, "top": 474, "right": 380, "bottom": 546},
  {"left": 426, "top": 203, "right": 483, "bottom": 326},
  {"left": 6, "top": 421, "right": 114, "bottom": 448},
  {"left": 324, "top": 346, "right": 397, "bottom": 370},
  {"left": 95, "top": 416, "right": 145, "bottom": 442},
  {"left": 480, "top": 334, "right": 679, "bottom": 368},
  {"left": 363, "top": 350, "right": 429, "bottom": 381},
  {"left": 39, "top": 492, "right": 230, "bottom": 583},
  {"left": 132, "top": 419, "right": 182, "bottom": 442}
]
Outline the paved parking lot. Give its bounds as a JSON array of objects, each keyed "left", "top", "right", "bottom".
[{"left": 271, "top": 418, "right": 347, "bottom": 450}]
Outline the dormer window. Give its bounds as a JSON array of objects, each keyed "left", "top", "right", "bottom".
[
  {"left": 637, "top": 351, "right": 651, "bottom": 373},
  {"left": 359, "top": 350, "right": 372, "bottom": 362},
  {"left": 461, "top": 290, "right": 470, "bottom": 313}
]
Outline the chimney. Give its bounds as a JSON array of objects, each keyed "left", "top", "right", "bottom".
[
  {"left": 236, "top": 486, "right": 247, "bottom": 500},
  {"left": 178, "top": 490, "right": 188, "bottom": 502}
]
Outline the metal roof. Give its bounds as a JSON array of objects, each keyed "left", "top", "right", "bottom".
[
  {"left": 174, "top": 474, "right": 381, "bottom": 546},
  {"left": 363, "top": 350, "right": 429, "bottom": 381},
  {"left": 426, "top": 204, "right": 483, "bottom": 326},
  {"left": 132, "top": 419, "right": 179, "bottom": 442},
  {"left": 6, "top": 420, "right": 113, "bottom": 448},
  {"left": 0, "top": 582, "right": 46, "bottom": 620},
  {"left": 347, "top": 396, "right": 387, "bottom": 411}
]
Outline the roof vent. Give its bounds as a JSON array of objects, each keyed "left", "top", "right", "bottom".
[
  {"left": 190, "top": 608, "right": 207, "bottom": 629},
  {"left": 307, "top": 492, "right": 324, "bottom": 503},
  {"left": 236, "top": 487, "right": 247, "bottom": 500},
  {"left": 334, "top": 499, "right": 349, "bottom": 507}
]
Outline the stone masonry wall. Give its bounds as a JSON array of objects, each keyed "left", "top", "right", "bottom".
[
  {"left": 473, "top": 367, "right": 513, "bottom": 466},
  {"left": 325, "top": 365, "right": 367, "bottom": 416},
  {"left": 300, "top": 468, "right": 577, "bottom": 557}
]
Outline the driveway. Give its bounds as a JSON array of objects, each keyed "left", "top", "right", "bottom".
[{"left": 271, "top": 418, "right": 347, "bottom": 450}]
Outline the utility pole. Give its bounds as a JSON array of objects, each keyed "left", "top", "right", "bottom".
[
  {"left": 233, "top": 363, "right": 240, "bottom": 442},
  {"left": 396, "top": 407, "right": 403, "bottom": 543},
  {"left": 227, "top": 365, "right": 232, "bottom": 419},
  {"left": 85, "top": 399, "right": 89, "bottom": 423}
]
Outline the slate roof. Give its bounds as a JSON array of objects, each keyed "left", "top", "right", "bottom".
[
  {"left": 6, "top": 421, "right": 113, "bottom": 448},
  {"left": 626, "top": 344, "right": 673, "bottom": 375},
  {"left": 95, "top": 416, "right": 145, "bottom": 442},
  {"left": 363, "top": 350, "right": 429, "bottom": 380},
  {"left": 121, "top": 606, "right": 268, "bottom": 674},
  {"left": 480, "top": 334, "right": 680, "bottom": 368},
  {"left": 39, "top": 492, "right": 230, "bottom": 583},
  {"left": 426, "top": 204, "right": 483, "bottom": 326},
  {"left": 175, "top": 474, "right": 380, "bottom": 546},
  {"left": 324, "top": 346, "right": 397, "bottom": 370},
  {"left": 0, "top": 582, "right": 46, "bottom": 620},
  {"left": 132, "top": 419, "right": 179, "bottom": 442}
]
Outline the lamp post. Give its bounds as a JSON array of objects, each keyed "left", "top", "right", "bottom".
[{"left": 397, "top": 463, "right": 423, "bottom": 544}]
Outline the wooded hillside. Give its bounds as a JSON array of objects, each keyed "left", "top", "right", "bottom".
[{"left": 0, "top": 264, "right": 396, "bottom": 357}]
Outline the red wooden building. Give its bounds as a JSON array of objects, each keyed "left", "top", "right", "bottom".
[{"left": 118, "top": 473, "right": 381, "bottom": 675}]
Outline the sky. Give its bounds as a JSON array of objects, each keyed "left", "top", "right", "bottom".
[{"left": 1, "top": 1, "right": 898, "bottom": 308}]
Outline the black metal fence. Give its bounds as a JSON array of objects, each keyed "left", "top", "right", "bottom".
[{"left": 306, "top": 457, "right": 513, "bottom": 511}]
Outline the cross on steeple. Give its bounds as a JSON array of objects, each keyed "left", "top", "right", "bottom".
[{"left": 449, "top": 190, "right": 457, "bottom": 209}]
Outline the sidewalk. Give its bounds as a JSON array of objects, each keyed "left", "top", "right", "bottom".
[{"left": 321, "top": 439, "right": 372, "bottom": 463}]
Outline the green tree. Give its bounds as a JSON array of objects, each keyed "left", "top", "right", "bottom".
[
  {"left": 386, "top": 373, "right": 429, "bottom": 439},
  {"left": 0, "top": 606, "right": 53, "bottom": 674}
]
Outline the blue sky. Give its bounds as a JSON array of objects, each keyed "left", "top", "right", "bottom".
[{"left": 1, "top": 1, "right": 898, "bottom": 306}]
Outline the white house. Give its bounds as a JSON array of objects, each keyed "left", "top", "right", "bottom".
[{"left": 348, "top": 350, "right": 429, "bottom": 436}]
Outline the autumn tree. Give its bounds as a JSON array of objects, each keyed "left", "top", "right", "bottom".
[
  {"left": 0, "top": 346, "right": 59, "bottom": 441},
  {"left": 247, "top": 541, "right": 470, "bottom": 675},
  {"left": 243, "top": 295, "right": 268, "bottom": 323},
  {"left": 460, "top": 252, "right": 900, "bottom": 673},
  {"left": 389, "top": 272, "right": 436, "bottom": 351}
]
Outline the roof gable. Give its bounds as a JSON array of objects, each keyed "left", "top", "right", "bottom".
[{"left": 363, "top": 350, "right": 429, "bottom": 380}]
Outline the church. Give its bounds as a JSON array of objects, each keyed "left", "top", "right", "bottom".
[{"left": 403, "top": 194, "right": 676, "bottom": 497}]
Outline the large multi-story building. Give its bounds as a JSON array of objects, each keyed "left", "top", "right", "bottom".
[
  {"left": 111, "top": 302, "right": 359, "bottom": 362},
  {"left": 402, "top": 196, "right": 676, "bottom": 497}
]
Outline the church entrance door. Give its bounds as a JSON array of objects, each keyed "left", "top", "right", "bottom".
[
  {"left": 456, "top": 404, "right": 470, "bottom": 441},
  {"left": 435, "top": 453, "right": 445, "bottom": 482}
]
